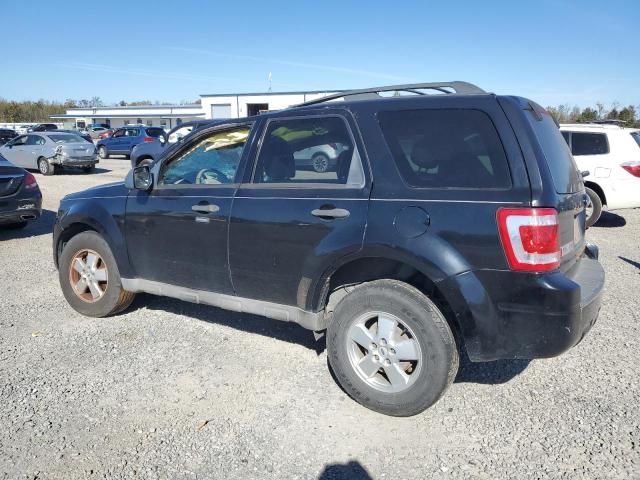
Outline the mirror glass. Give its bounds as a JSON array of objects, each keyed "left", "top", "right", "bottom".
[{"left": 133, "top": 166, "right": 153, "bottom": 190}]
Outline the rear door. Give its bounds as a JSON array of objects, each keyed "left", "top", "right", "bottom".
[
  {"left": 228, "top": 111, "right": 371, "bottom": 310},
  {"left": 1, "top": 135, "right": 29, "bottom": 168}
]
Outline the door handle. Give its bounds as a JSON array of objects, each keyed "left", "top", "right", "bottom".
[
  {"left": 192, "top": 203, "right": 220, "bottom": 214},
  {"left": 311, "top": 207, "right": 350, "bottom": 219}
]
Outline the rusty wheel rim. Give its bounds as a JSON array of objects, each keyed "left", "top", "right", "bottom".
[{"left": 69, "top": 249, "right": 108, "bottom": 303}]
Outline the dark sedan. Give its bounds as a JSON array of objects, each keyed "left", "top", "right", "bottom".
[
  {"left": 0, "top": 128, "right": 18, "bottom": 146},
  {"left": 0, "top": 155, "right": 42, "bottom": 228}
]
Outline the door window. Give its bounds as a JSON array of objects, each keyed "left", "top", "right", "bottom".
[
  {"left": 10, "top": 135, "right": 28, "bottom": 146},
  {"left": 26, "top": 135, "right": 45, "bottom": 146},
  {"left": 253, "top": 116, "right": 363, "bottom": 185},
  {"left": 159, "top": 126, "right": 250, "bottom": 186},
  {"left": 570, "top": 132, "right": 609, "bottom": 156},
  {"left": 125, "top": 128, "right": 140, "bottom": 137},
  {"left": 112, "top": 129, "right": 125, "bottom": 138}
]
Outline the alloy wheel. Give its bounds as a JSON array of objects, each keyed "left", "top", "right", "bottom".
[
  {"left": 68, "top": 249, "right": 108, "bottom": 303},
  {"left": 346, "top": 311, "right": 422, "bottom": 393},
  {"left": 312, "top": 155, "right": 329, "bottom": 173}
]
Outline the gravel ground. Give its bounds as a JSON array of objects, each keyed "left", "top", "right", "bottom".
[{"left": 0, "top": 159, "right": 638, "bottom": 479}]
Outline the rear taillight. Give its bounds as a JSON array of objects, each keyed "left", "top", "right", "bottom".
[
  {"left": 23, "top": 172, "right": 38, "bottom": 190},
  {"left": 497, "top": 208, "right": 560, "bottom": 272},
  {"left": 621, "top": 162, "right": 640, "bottom": 178},
  {"left": 143, "top": 136, "right": 154, "bottom": 143}
]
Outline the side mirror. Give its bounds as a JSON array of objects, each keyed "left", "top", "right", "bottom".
[
  {"left": 581, "top": 170, "right": 590, "bottom": 178},
  {"left": 129, "top": 165, "right": 153, "bottom": 190}
]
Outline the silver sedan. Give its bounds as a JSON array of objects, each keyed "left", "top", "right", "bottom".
[{"left": 0, "top": 132, "right": 99, "bottom": 175}]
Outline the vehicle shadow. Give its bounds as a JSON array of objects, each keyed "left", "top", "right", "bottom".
[
  {"left": 619, "top": 256, "right": 640, "bottom": 270},
  {"left": 454, "top": 348, "right": 530, "bottom": 384},
  {"left": 0, "top": 208, "right": 56, "bottom": 239},
  {"left": 51, "top": 167, "right": 112, "bottom": 175},
  {"left": 318, "top": 461, "right": 372, "bottom": 480},
  {"left": 593, "top": 211, "right": 626, "bottom": 228},
  {"left": 134, "top": 293, "right": 322, "bottom": 353}
]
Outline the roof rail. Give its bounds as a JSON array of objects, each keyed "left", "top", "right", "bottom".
[{"left": 293, "top": 81, "right": 486, "bottom": 107}]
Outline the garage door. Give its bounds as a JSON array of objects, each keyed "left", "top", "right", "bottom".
[{"left": 211, "top": 104, "right": 232, "bottom": 119}]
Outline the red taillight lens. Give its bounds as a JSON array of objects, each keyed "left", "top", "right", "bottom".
[
  {"left": 497, "top": 208, "right": 560, "bottom": 272},
  {"left": 23, "top": 172, "right": 38, "bottom": 190},
  {"left": 143, "top": 136, "right": 154, "bottom": 143},
  {"left": 621, "top": 162, "right": 640, "bottom": 178}
]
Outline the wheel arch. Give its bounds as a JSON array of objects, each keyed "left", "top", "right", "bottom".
[{"left": 584, "top": 181, "right": 607, "bottom": 206}]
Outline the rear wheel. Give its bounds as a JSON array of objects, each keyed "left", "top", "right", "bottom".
[
  {"left": 312, "top": 153, "right": 330, "bottom": 173},
  {"left": 327, "top": 279, "right": 459, "bottom": 416},
  {"left": 98, "top": 146, "right": 108, "bottom": 159},
  {"left": 59, "top": 231, "right": 136, "bottom": 317},
  {"left": 585, "top": 187, "right": 602, "bottom": 228},
  {"left": 38, "top": 157, "right": 55, "bottom": 176}
]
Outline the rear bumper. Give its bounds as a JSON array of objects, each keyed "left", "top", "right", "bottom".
[
  {"left": 440, "top": 245, "right": 604, "bottom": 361},
  {"left": 0, "top": 191, "right": 42, "bottom": 224},
  {"left": 51, "top": 155, "right": 99, "bottom": 167}
]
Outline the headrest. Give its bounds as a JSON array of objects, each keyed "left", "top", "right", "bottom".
[
  {"left": 263, "top": 136, "right": 294, "bottom": 181},
  {"left": 411, "top": 137, "right": 440, "bottom": 170}
]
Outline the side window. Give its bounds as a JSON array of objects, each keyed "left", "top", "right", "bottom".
[
  {"left": 379, "top": 109, "right": 511, "bottom": 189},
  {"left": 126, "top": 128, "right": 140, "bottom": 137},
  {"left": 26, "top": 135, "right": 44, "bottom": 146},
  {"left": 561, "top": 131, "right": 571, "bottom": 145},
  {"left": 12, "top": 135, "right": 28, "bottom": 146},
  {"left": 168, "top": 125, "right": 194, "bottom": 144},
  {"left": 570, "top": 132, "right": 609, "bottom": 156},
  {"left": 113, "top": 129, "right": 125, "bottom": 138},
  {"left": 159, "top": 126, "right": 250, "bottom": 186},
  {"left": 254, "top": 116, "right": 362, "bottom": 185}
]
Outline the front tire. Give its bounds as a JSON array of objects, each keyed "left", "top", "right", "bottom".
[
  {"left": 327, "top": 280, "right": 459, "bottom": 416},
  {"left": 311, "top": 153, "right": 330, "bottom": 173},
  {"left": 98, "top": 146, "right": 108, "bottom": 159},
  {"left": 585, "top": 187, "right": 602, "bottom": 228},
  {"left": 59, "top": 231, "right": 136, "bottom": 317},
  {"left": 38, "top": 157, "right": 55, "bottom": 176}
]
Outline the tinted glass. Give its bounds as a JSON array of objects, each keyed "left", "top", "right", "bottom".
[
  {"left": 254, "top": 116, "right": 358, "bottom": 185},
  {"left": 125, "top": 128, "right": 140, "bottom": 137},
  {"left": 145, "top": 127, "right": 165, "bottom": 138},
  {"left": 379, "top": 109, "right": 511, "bottom": 189},
  {"left": 26, "top": 135, "right": 45, "bottom": 146},
  {"left": 630, "top": 131, "right": 640, "bottom": 148},
  {"left": 48, "top": 134, "right": 85, "bottom": 143},
  {"left": 11, "top": 135, "right": 28, "bottom": 146},
  {"left": 159, "top": 127, "right": 250, "bottom": 186},
  {"left": 525, "top": 111, "right": 581, "bottom": 194},
  {"left": 571, "top": 132, "right": 609, "bottom": 156},
  {"left": 561, "top": 131, "right": 571, "bottom": 144}
]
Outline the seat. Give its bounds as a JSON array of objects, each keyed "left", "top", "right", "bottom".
[
  {"left": 262, "top": 136, "right": 295, "bottom": 182},
  {"left": 336, "top": 149, "right": 353, "bottom": 183}
]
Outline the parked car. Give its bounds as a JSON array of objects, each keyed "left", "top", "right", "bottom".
[
  {"left": 98, "top": 128, "right": 116, "bottom": 140},
  {"left": 56, "top": 129, "right": 93, "bottom": 144},
  {"left": 130, "top": 120, "right": 213, "bottom": 168},
  {"left": 53, "top": 82, "right": 604, "bottom": 417},
  {"left": 16, "top": 125, "right": 33, "bottom": 135},
  {"left": 28, "top": 123, "right": 58, "bottom": 132},
  {"left": 85, "top": 126, "right": 110, "bottom": 140},
  {"left": 560, "top": 123, "right": 640, "bottom": 226},
  {"left": 0, "top": 154, "right": 42, "bottom": 229},
  {"left": 0, "top": 128, "right": 18, "bottom": 146},
  {"left": 293, "top": 143, "right": 350, "bottom": 173},
  {"left": 96, "top": 126, "right": 166, "bottom": 159},
  {"left": 0, "top": 132, "right": 98, "bottom": 175}
]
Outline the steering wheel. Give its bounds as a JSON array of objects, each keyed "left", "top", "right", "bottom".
[{"left": 195, "top": 168, "right": 229, "bottom": 185}]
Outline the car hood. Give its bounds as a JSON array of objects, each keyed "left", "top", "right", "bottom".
[{"left": 63, "top": 181, "right": 128, "bottom": 201}]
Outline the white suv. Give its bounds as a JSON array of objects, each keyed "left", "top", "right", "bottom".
[{"left": 560, "top": 123, "right": 640, "bottom": 226}]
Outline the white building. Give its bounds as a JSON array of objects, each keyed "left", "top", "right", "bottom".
[
  {"left": 50, "top": 90, "right": 338, "bottom": 130},
  {"left": 51, "top": 104, "right": 205, "bottom": 130}
]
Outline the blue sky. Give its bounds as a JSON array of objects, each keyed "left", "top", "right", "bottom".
[{"left": 1, "top": 0, "right": 638, "bottom": 108}]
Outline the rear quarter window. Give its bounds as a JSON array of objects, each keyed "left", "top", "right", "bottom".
[
  {"left": 570, "top": 132, "right": 609, "bottom": 156},
  {"left": 378, "top": 109, "right": 511, "bottom": 189},
  {"left": 146, "top": 127, "right": 166, "bottom": 138}
]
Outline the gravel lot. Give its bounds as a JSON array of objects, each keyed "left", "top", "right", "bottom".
[{"left": 1, "top": 159, "right": 638, "bottom": 480}]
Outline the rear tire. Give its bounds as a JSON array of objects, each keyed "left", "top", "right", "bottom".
[
  {"left": 59, "top": 231, "right": 136, "bottom": 317},
  {"left": 585, "top": 187, "right": 602, "bottom": 228},
  {"left": 311, "top": 153, "right": 330, "bottom": 173},
  {"left": 38, "top": 157, "right": 55, "bottom": 176},
  {"left": 327, "top": 279, "right": 459, "bottom": 416}
]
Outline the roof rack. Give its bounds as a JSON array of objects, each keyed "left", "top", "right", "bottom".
[{"left": 294, "top": 81, "right": 486, "bottom": 107}]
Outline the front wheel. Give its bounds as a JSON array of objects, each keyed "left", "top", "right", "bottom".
[
  {"left": 312, "top": 153, "right": 330, "bottom": 173},
  {"left": 38, "top": 157, "right": 55, "bottom": 176},
  {"left": 585, "top": 187, "right": 602, "bottom": 228},
  {"left": 327, "top": 280, "right": 459, "bottom": 416},
  {"left": 59, "top": 231, "right": 136, "bottom": 317},
  {"left": 98, "top": 146, "right": 108, "bottom": 159}
]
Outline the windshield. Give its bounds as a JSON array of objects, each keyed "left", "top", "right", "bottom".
[
  {"left": 631, "top": 131, "right": 640, "bottom": 148},
  {"left": 48, "top": 134, "right": 86, "bottom": 144}
]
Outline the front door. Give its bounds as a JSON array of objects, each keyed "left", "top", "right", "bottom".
[
  {"left": 1, "top": 135, "right": 29, "bottom": 168},
  {"left": 229, "top": 112, "right": 371, "bottom": 310},
  {"left": 125, "top": 123, "right": 254, "bottom": 294}
]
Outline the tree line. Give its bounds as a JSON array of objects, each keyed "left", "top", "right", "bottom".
[
  {"left": 546, "top": 103, "right": 639, "bottom": 128},
  {"left": 0, "top": 97, "right": 199, "bottom": 123}
]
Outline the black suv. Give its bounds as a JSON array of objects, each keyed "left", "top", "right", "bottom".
[{"left": 53, "top": 82, "right": 604, "bottom": 416}]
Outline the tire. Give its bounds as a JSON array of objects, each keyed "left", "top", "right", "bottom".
[
  {"left": 327, "top": 279, "right": 459, "bottom": 416},
  {"left": 585, "top": 187, "right": 602, "bottom": 228},
  {"left": 58, "top": 231, "right": 136, "bottom": 317},
  {"left": 311, "top": 153, "right": 330, "bottom": 173},
  {"left": 98, "top": 146, "right": 108, "bottom": 159},
  {"left": 38, "top": 157, "right": 55, "bottom": 176}
]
